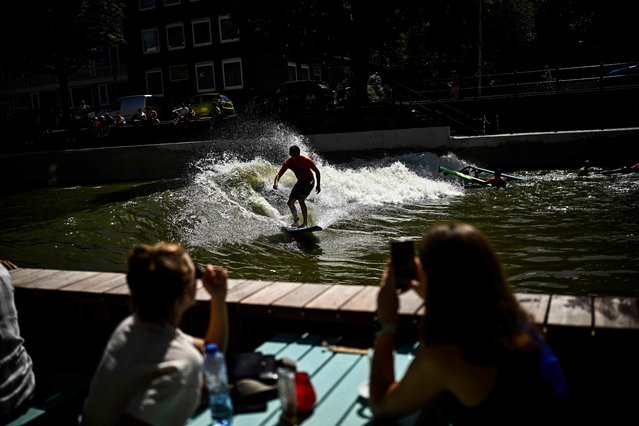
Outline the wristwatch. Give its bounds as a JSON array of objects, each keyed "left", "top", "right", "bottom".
[{"left": 374, "top": 319, "right": 397, "bottom": 337}]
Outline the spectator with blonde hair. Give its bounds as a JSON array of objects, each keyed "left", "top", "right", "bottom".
[{"left": 82, "top": 242, "right": 229, "bottom": 426}]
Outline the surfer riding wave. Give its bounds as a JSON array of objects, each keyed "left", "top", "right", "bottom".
[{"left": 273, "top": 145, "right": 321, "bottom": 228}]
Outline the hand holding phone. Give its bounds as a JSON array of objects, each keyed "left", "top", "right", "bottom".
[{"left": 390, "top": 238, "right": 416, "bottom": 292}]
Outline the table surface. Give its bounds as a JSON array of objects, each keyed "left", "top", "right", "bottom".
[{"left": 187, "top": 332, "right": 420, "bottom": 426}]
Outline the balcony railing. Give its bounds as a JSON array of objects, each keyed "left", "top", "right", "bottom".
[{"left": 0, "top": 64, "right": 128, "bottom": 91}]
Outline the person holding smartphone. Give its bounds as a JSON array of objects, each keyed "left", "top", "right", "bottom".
[{"left": 369, "top": 223, "right": 570, "bottom": 425}]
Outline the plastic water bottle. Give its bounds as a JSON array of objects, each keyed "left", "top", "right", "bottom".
[{"left": 204, "top": 343, "right": 234, "bottom": 426}]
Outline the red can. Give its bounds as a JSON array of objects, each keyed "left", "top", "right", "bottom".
[{"left": 295, "top": 372, "right": 316, "bottom": 415}]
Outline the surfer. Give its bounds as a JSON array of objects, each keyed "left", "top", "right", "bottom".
[
  {"left": 273, "top": 145, "right": 321, "bottom": 228},
  {"left": 484, "top": 168, "right": 507, "bottom": 188}
]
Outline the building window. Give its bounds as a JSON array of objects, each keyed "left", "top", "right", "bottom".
[
  {"left": 30, "top": 93, "right": 40, "bottom": 110},
  {"left": 170, "top": 65, "right": 188, "bottom": 81},
  {"left": 192, "top": 18, "right": 212, "bottom": 47},
  {"left": 142, "top": 28, "right": 160, "bottom": 54},
  {"left": 287, "top": 62, "right": 297, "bottom": 81},
  {"left": 222, "top": 58, "right": 243, "bottom": 90},
  {"left": 300, "top": 64, "right": 310, "bottom": 81},
  {"left": 139, "top": 0, "right": 155, "bottom": 10},
  {"left": 195, "top": 62, "right": 215, "bottom": 91},
  {"left": 164, "top": 0, "right": 180, "bottom": 5},
  {"left": 15, "top": 94, "right": 28, "bottom": 109},
  {"left": 146, "top": 69, "right": 164, "bottom": 95},
  {"left": 312, "top": 64, "right": 322, "bottom": 81},
  {"left": 98, "top": 84, "right": 108, "bottom": 106},
  {"left": 219, "top": 15, "right": 239, "bottom": 43},
  {"left": 166, "top": 23, "right": 185, "bottom": 50}
]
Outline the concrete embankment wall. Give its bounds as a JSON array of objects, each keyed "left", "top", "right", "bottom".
[{"left": 3, "top": 126, "right": 638, "bottom": 189}]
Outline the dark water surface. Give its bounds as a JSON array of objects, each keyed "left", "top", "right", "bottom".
[{"left": 1, "top": 135, "right": 637, "bottom": 297}]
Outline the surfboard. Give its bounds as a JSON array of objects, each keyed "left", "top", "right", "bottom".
[
  {"left": 471, "top": 166, "right": 525, "bottom": 181},
  {"left": 438, "top": 166, "right": 491, "bottom": 186},
  {"left": 283, "top": 225, "right": 323, "bottom": 234}
]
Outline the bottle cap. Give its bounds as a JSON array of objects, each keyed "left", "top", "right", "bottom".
[{"left": 205, "top": 343, "right": 219, "bottom": 354}]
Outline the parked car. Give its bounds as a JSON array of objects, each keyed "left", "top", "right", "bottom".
[
  {"left": 188, "top": 93, "right": 236, "bottom": 119},
  {"left": 274, "top": 80, "right": 332, "bottom": 112},
  {"left": 89, "top": 94, "right": 165, "bottom": 123}
]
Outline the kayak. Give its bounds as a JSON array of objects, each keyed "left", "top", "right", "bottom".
[
  {"left": 469, "top": 166, "right": 525, "bottom": 181},
  {"left": 438, "top": 166, "right": 491, "bottom": 186}
]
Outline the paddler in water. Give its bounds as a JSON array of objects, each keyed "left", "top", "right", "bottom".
[
  {"left": 273, "top": 145, "right": 321, "bottom": 228},
  {"left": 576, "top": 160, "right": 591, "bottom": 176},
  {"left": 484, "top": 167, "right": 507, "bottom": 188}
]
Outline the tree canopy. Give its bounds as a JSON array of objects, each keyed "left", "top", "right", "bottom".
[{"left": 0, "top": 0, "right": 125, "bottom": 114}]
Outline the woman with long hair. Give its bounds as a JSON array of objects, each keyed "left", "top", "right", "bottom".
[{"left": 370, "top": 223, "right": 569, "bottom": 425}]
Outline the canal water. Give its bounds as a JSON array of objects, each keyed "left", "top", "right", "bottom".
[{"left": 1, "top": 128, "right": 637, "bottom": 297}]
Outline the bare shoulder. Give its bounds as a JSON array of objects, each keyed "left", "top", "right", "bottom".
[
  {"left": 412, "top": 344, "right": 463, "bottom": 378},
  {"left": 420, "top": 344, "right": 497, "bottom": 406}
]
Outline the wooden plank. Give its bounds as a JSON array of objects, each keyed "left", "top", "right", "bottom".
[
  {"left": 9, "top": 268, "right": 50, "bottom": 283},
  {"left": 271, "top": 283, "right": 332, "bottom": 308},
  {"left": 516, "top": 293, "right": 551, "bottom": 324},
  {"left": 594, "top": 297, "right": 639, "bottom": 329},
  {"left": 305, "top": 285, "right": 365, "bottom": 311},
  {"left": 304, "top": 354, "right": 368, "bottom": 426},
  {"left": 547, "top": 295, "right": 593, "bottom": 327},
  {"left": 8, "top": 269, "right": 639, "bottom": 332},
  {"left": 341, "top": 286, "right": 378, "bottom": 313},
  {"left": 339, "top": 344, "right": 418, "bottom": 425},
  {"left": 106, "top": 282, "right": 131, "bottom": 295},
  {"left": 398, "top": 290, "right": 424, "bottom": 316},
  {"left": 17, "top": 270, "right": 101, "bottom": 290},
  {"left": 226, "top": 280, "right": 275, "bottom": 303},
  {"left": 194, "top": 278, "right": 247, "bottom": 301},
  {"left": 241, "top": 281, "right": 302, "bottom": 305},
  {"left": 60, "top": 272, "right": 126, "bottom": 293},
  {"left": 10, "top": 269, "right": 67, "bottom": 288}
]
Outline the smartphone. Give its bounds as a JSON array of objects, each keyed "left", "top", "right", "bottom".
[{"left": 390, "top": 238, "right": 416, "bottom": 292}]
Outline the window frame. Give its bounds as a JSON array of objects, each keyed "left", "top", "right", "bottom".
[
  {"left": 139, "top": 0, "right": 155, "bottom": 11},
  {"left": 170, "top": 64, "right": 189, "bottom": 81},
  {"left": 195, "top": 62, "right": 216, "bottom": 92},
  {"left": 218, "top": 14, "right": 240, "bottom": 43},
  {"left": 222, "top": 57, "right": 243, "bottom": 90},
  {"left": 300, "top": 64, "right": 310, "bottom": 81},
  {"left": 287, "top": 62, "right": 297, "bottom": 82},
  {"left": 192, "top": 18, "right": 212, "bottom": 47},
  {"left": 166, "top": 22, "right": 186, "bottom": 50},
  {"left": 142, "top": 27, "right": 160, "bottom": 54},
  {"left": 145, "top": 69, "right": 164, "bottom": 95}
]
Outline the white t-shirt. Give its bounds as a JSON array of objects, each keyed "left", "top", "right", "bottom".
[{"left": 82, "top": 315, "right": 203, "bottom": 426}]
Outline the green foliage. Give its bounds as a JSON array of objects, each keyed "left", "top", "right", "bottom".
[{"left": 0, "top": 0, "right": 125, "bottom": 76}]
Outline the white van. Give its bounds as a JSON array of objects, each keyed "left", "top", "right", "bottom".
[{"left": 91, "top": 95, "right": 165, "bottom": 123}]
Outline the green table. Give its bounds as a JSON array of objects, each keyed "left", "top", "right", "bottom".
[{"left": 188, "top": 332, "right": 419, "bottom": 426}]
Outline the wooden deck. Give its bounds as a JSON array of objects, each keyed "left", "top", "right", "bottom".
[
  {"left": 9, "top": 267, "right": 639, "bottom": 332},
  {"left": 8, "top": 268, "right": 639, "bottom": 424}
]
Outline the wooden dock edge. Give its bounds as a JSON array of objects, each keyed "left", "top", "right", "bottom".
[{"left": 9, "top": 268, "right": 639, "bottom": 421}]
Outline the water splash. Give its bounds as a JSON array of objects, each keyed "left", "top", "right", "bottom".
[{"left": 173, "top": 123, "right": 463, "bottom": 245}]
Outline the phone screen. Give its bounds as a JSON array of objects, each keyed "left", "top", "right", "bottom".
[{"left": 391, "top": 238, "right": 416, "bottom": 291}]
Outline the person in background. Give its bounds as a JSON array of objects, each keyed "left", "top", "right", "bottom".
[
  {"left": 82, "top": 242, "right": 229, "bottom": 426},
  {"left": 483, "top": 168, "right": 507, "bottom": 188},
  {"left": 370, "top": 223, "right": 569, "bottom": 425},
  {"left": 577, "top": 160, "right": 591, "bottom": 177},
  {"left": 0, "top": 259, "right": 36, "bottom": 424},
  {"left": 273, "top": 145, "right": 321, "bottom": 228},
  {"left": 114, "top": 112, "right": 126, "bottom": 127}
]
